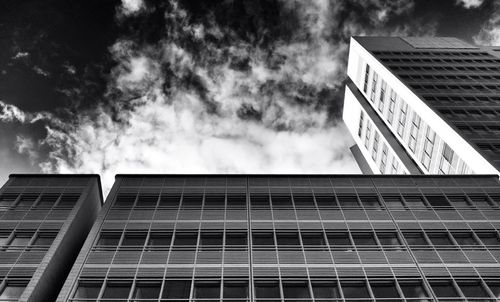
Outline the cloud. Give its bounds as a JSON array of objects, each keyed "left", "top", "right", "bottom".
[
  {"left": 474, "top": 1, "right": 500, "bottom": 45},
  {"left": 4, "top": 0, "right": 435, "bottom": 194},
  {"left": 456, "top": 0, "right": 484, "bottom": 9},
  {"left": 119, "top": 0, "right": 145, "bottom": 16}
]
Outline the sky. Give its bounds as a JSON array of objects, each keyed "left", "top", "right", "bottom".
[{"left": 0, "top": 0, "right": 499, "bottom": 194}]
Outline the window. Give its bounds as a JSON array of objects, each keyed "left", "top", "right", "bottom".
[
  {"left": 74, "top": 281, "right": 102, "bottom": 299},
  {"left": 337, "top": 195, "right": 360, "bottom": 208},
  {"left": 327, "top": 232, "right": 351, "bottom": 247},
  {"left": 403, "top": 195, "right": 427, "bottom": 208},
  {"left": 121, "top": 232, "right": 147, "bottom": 246},
  {"left": 378, "top": 80, "right": 387, "bottom": 112},
  {"left": 403, "top": 232, "right": 428, "bottom": 246},
  {"left": 98, "top": 232, "right": 121, "bottom": 246},
  {"left": 250, "top": 195, "right": 270, "bottom": 208},
  {"left": 377, "top": 232, "right": 401, "bottom": 246},
  {"left": 182, "top": 194, "right": 203, "bottom": 208},
  {"left": 430, "top": 281, "right": 459, "bottom": 298},
  {"left": 315, "top": 195, "right": 337, "bottom": 208},
  {"left": 194, "top": 282, "right": 220, "bottom": 299},
  {"left": 276, "top": 232, "right": 300, "bottom": 246},
  {"left": 458, "top": 281, "right": 489, "bottom": 298},
  {"left": 223, "top": 282, "right": 248, "bottom": 299},
  {"left": 0, "top": 194, "right": 17, "bottom": 207},
  {"left": 399, "top": 281, "right": 429, "bottom": 299},
  {"left": 312, "top": 282, "right": 340, "bottom": 299},
  {"left": 352, "top": 232, "right": 377, "bottom": 246},
  {"left": 421, "top": 127, "right": 435, "bottom": 170},
  {"left": 200, "top": 232, "right": 223, "bottom": 246},
  {"left": 283, "top": 281, "right": 310, "bottom": 299},
  {"left": 148, "top": 232, "right": 172, "bottom": 246},
  {"left": 447, "top": 195, "right": 471, "bottom": 208},
  {"left": 136, "top": 194, "right": 159, "bottom": 207},
  {"left": 301, "top": 233, "right": 325, "bottom": 246},
  {"left": 174, "top": 233, "right": 198, "bottom": 246},
  {"left": 102, "top": 282, "right": 132, "bottom": 299},
  {"left": 8, "top": 233, "right": 33, "bottom": 248},
  {"left": 159, "top": 194, "right": 181, "bottom": 207},
  {"left": 370, "top": 72, "right": 378, "bottom": 102},
  {"left": 428, "top": 233, "right": 454, "bottom": 246},
  {"left": 380, "top": 144, "right": 388, "bottom": 173},
  {"left": 452, "top": 232, "right": 479, "bottom": 246},
  {"left": 37, "top": 194, "right": 59, "bottom": 207},
  {"left": 383, "top": 195, "right": 404, "bottom": 208},
  {"left": 363, "top": 64, "right": 370, "bottom": 93},
  {"left": 364, "top": 122, "right": 372, "bottom": 149},
  {"left": 227, "top": 195, "right": 246, "bottom": 208},
  {"left": 359, "top": 195, "right": 381, "bottom": 208},
  {"left": 341, "top": 281, "right": 370, "bottom": 298},
  {"left": 477, "top": 232, "right": 500, "bottom": 246},
  {"left": 357, "top": 111, "right": 365, "bottom": 138},
  {"left": 371, "top": 281, "right": 400, "bottom": 298},
  {"left": 397, "top": 102, "right": 408, "bottom": 137},
  {"left": 204, "top": 195, "right": 225, "bottom": 208},
  {"left": 439, "top": 143, "right": 454, "bottom": 174},
  {"left": 255, "top": 281, "right": 280, "bottom": 298},
  {"left": 372, "top": 132, "right": 380, "bottom": 161},
  {"left": 387, "top": 90, "right": 396, "bottom": 124},
  {"left": 272, "top": 195, "right": 293, "bottom": 207},
  {"left": 0, "top": 282, "right": 27, "bottom": 299},
  {"left": 486, "top": 281, "right": 500, "bottom": 298},
  {"left": 391, "top": 156, "right": 399, "bottom": 173},
  {"left": 426, "top": 195, "right": 450, "bottom": 207},
  {"left": 16, "top": 194, "right": 38, "bottom": 207},
  {"left": 408, "top": 112, "right": 421, "bottom": 152},
  {"left": 293, "top": 194, "right": 314, "bottom": 207},
  {"left": 226, "top": 233, "right": 247, "bottom": 246},
  {"left": 252, "top": 233, "right": 274, "bottom": 246},
  {"left": 162, "top": 280, "right": 191, "bottom": 299},
  {"left": 32, "top": 232, "right": 56, "bottom": 246},
  {"left": 133, "top": 282, "right": 161, "bottom": 299}
]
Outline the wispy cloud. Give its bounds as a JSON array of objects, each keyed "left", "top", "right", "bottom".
[
  {"left": 474, "top": 1, "right": 500, "bottom": 45},
  {"left": 455, "top": 0, "right": 484, "bottom": 9},
  {"left": 3, "top": 0, "right": 434, "bottom": 194}
]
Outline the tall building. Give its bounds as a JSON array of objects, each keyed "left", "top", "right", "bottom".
[
  {"left": 58, "top": 174, "right": 500, "bottom": 301},
  {"left": 0, "top": 175, "right": 102, "bottom": 302},
  {"left": 343, "top": 36, "right": 500, "bottom": 175}
]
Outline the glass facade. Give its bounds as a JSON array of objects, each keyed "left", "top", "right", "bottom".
[{"left": 58, "top": 175, "right": 500, "bottom": 301}]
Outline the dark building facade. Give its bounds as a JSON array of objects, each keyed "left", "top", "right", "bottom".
[
  {"left": 343, "top": 36, "right": 500, "bottom": 175},
  {"left": 58, "top": 174, "right": 500, "bottom": 301},
  {"left": 0, "top": 175, "right": 102, "bottom": 302}
]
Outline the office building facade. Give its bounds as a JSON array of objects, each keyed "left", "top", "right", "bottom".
[
  {"left": 58, "top": 174, "right": 500, "bottom": 301},
  {"left": 0, "top": 175, "right": 102, "bottom": 302},
  {"left": 343, "top": 36, "right": 500, "bottom": 175}
]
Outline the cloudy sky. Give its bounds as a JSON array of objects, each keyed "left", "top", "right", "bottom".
[{"left": 0, "top": 0, "right": 499, "bottom": 193}]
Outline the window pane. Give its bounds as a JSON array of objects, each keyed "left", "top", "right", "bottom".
[
  {"left": 452, "top": 233, "right": 479, "bottom": 246},
  {"left": 428, "top": 233, "right": 454, "bottom": 246},
  {"left": 293, "top": 195, "right": 314, "bottom": 207},
  {"left": 430, "top": 281, "right": 459, "bottom": 297},
  {"left": 200, "top": 233, "right": 223, "bottom": 246},
  {"left": 383, "top": 195, "right": 405, "bottom": 208},
  {"left": 133, "top": 283, "right": 161, "bottom": 299},
  {"left": 162, "top": 280, "right": 191, "bottom": 298},
  {"left": 223, "top": 282, "right": 248, "bottom": 298},
  {"left": 315, "top": 195, "right": 336, "bottom": 207},
  {"left": 174, "top": 233, "right": 198, "bottom": 246},
  {"left": 359, "top": 195, "right": 381, "bottom": 208},
  {"left": 327, "top": 233, "right": 351, "bottom": 246},
  {"left": 227, "top": 195, "right": 246, "bottom": 208},
  {"left": 478, "top": 233, "right": 500, "bottom": 246},
  {"left": 182, "top": 195, "right": 203, "bottom": 207},
  {"left": 486, "top": 282, "right": 500, "bottom": 298},
  {"left": 0, "top": 284, "right": 26, "bottom": 299},
  {"left": 33, "top": 233, "right": 56, "bottom": 246},
  {"left": 9, "top": 233, "right": 32, "bottom": 247},
  {"left": 204, "top": 195, "right": 225, "bottom": 208},
  {"left": 102, "top": 282, "right": 132, "bottom": 298},
  {"left": 283, "top": 282, "right": 310, "bottom": 298},
  {"left": 159, "top": 194, "right": 180, "bottom": 207},
  {"left": 399, "top": 281, "right": 429, "bottom": 298},
  {"left": 458, "top": 282, "right": 488, "bottom": 297},
  {"left": 74, "top": 282, "right": 102, "bottom": 299},
  {"left": 426, "top": 195, "right": 450, "bottom": 207},
  {"left": 250, "top": 195, "right": 270, "bottom": 208},
  {"left": 271, "top": 195, "right": 292, "bottom": 207},
  {"left": 276, "top": 233, "right": 300, "bottom": 246},
  {"left": 341, "top": 282, "right": 370, "bottom": 298},
  {"left": 194, "top": 282, "right": 220, "bottom": 299},
  {"left": 148, "top": 232, "right": 172, "bottom": 246},
  {"left": 403, "top": 232, "right": 428, "bottom": 246},
  {"left": 352, "top": 233, "right": 377, "bottom": 246},
  {"left": 136, "top": 194, "right": 158, "bottom": 207},
  {"left": 37, "top": 194, "right": 59, "bottom": 207},
  {"left": 312, "top": 282, "right": 340, "bottom": 298},
  {"left": 98, "top": 233, "right": 121, "bottom": 246},
  {"left": 226, "top": 233, "right": 247, "bottom": 246},
  {"left": 301, "top": 233, "right": 325, "bottom": 246},
  {"left": 371, "top": 282, "right": 400, "bottom": 298},
  {"left": 252, "top": 233, "right": 274, "bottom": 246},
  {"left": 377, "top": 233, "right": 401, "bottom": 246},
  {"left": 337, "top": 195, "right": 360, "bottom": 208},
  {"left": 255, "top": 282, "right": 280, "bottom": 298},
  {"left": 122, "top": 232, "right": 146, "bottom": 246}
]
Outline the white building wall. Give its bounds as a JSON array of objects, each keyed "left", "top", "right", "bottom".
[{"left": 344, "top": 37, "right": 499, "bottom": 175}]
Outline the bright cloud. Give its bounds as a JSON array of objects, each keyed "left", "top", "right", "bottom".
[
  {"left": 120, "top": 0, "right": 145, "bottom": 16},
  {"left": 474, "top": 1, "right": 500, "bottom": 45},
  {"left": 456, "top": 0, "right": 484, "bottom": 9}
]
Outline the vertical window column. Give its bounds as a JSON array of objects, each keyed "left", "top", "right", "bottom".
[
  {"left": 363, "top": 64, "right": 370, "bottom": 93},
  {"left": 370, "top": 72, "right": 378, "bottom": 102}
]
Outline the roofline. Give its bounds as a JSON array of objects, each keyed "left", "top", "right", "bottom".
[
  {"left": 115, "top": 173, "right": 499, "bottom": 179},
  {"left": 9, "top": 174, "right": 104, "bottom": 205}
]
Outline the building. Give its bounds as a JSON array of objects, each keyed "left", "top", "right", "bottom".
[
  {"left": 0, "top": 175, "right": 102, "bottom": 302},
  {"left": 343, "top": 36, "right": 500, "bottom": 175},
  {"left": 57, "top": 174, "right": 500, "bottom": 301}
]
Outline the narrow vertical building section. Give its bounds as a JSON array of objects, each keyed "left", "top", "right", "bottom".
[{"left": 0, "top": 174, "right": 102, "bottom": 302}]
